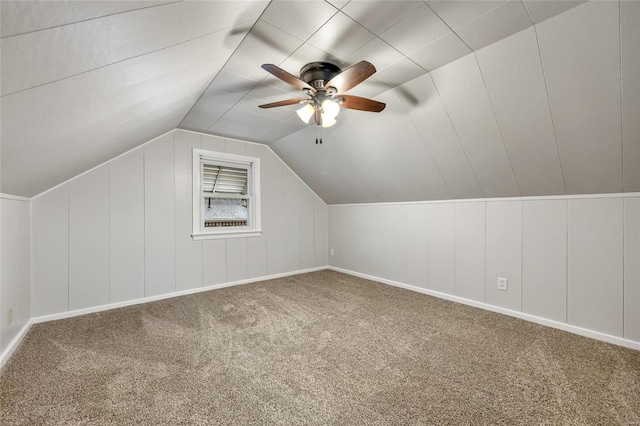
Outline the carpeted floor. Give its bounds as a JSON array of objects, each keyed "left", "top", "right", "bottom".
[{"left": 1, "top": 270, "right": 639, "bottom": 425}]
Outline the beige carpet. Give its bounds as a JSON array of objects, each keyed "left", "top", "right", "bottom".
[{"left": 1, "top": 270, "right": 639, "bottom": 425}]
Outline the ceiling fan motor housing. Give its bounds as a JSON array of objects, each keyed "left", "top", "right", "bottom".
[{"left": 300, "top": 62, "right": 342, "bottom": 90}]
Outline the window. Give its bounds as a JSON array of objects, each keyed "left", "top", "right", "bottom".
[{"left": 192, "top": 149, "right": 261, "bottom": 240}]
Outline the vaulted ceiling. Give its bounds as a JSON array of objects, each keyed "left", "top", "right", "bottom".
[{"left": 1, "top": 1, "right": 639, "bottom": 203}]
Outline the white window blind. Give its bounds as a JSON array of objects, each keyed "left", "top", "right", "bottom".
[{"left": 202, "top": 164, "right": 247, "bottom": 195}]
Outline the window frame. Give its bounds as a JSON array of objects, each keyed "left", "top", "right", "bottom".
[{"left": 192, "top": 148, "right": 261, "bottom": 240}]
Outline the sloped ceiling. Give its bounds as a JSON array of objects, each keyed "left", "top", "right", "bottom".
[
  {"left": 2, "top": 1, "right": 639, "bottom": 203},
  {"left": 1, "top": 0, "right": 268, "bottom": 197}
]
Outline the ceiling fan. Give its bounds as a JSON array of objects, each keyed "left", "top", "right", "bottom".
[{"left": 258, "top": 61, "right": 386, "bottom": 131}]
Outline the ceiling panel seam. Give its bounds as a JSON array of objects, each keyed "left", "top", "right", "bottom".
[
  {"left": 528, "top": 19, "right": 568, "bottom": 194},
  {"left": 473, "top": 52, "right": 522, "bottom": 196},
  {"left": 335, "top": 6, "right": 429, "bottom": 73},
  {"left": 0, "top": 1, "right": 181, "bottom": 39},
  {"left": 175, "top": 3, "right": 272, "bottom": 129},
  {"left": 394, "top": 86, "right": 454, "bottom": 199},
  {"left": 423, "top": 2, "right": 473, "bottom": 52},
  {"left": 427, "top": 73, "right": 486, "bottom": 198},
  {"left": 2, "top": 20, "right": 258, "bottom": 99}
]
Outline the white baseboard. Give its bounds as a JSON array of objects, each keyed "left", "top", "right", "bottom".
[
  {"left": 32, "top": 266, "right": 327, "bottom": 324},
  {"left": 0, "top": 319, "right": 34, "bottom": 370},
  {"left": 329, "top": 266, "right": 640, "bottom": 351}
]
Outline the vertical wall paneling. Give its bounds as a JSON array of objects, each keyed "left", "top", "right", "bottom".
[
  {"left": 339, "top": 206, "right": 363, "bottom": 274},
  {"left": 522, "top": 199, "right": 567, "bottom": 322},
  {"left": 109, "top": 149, "right": 145, "bottom": 303},
  {"left": 30, "top": 130, "right": 326, "bottom": 319},
  {"left": 454, "top": 202, "right": 486, "bottom": 302},
  {"left": 32, "top": 185, "right": 69, "bottom": 315},
  {"left": 428, "top": 203, "right": 455, "bottom": 294},
  {"left": 299, "top": 190, "right": 316, "bottom": 270},
  {"left": 406, "top": 203, "right": 429, "bottom": 288},
  {"left": 263, "top": 147, "right": 286, "bottom": 275},
  {"left": 226, "top": 238, "right": 248, "bottom": 282},
  {"left": 200, "top": 134, "right": 226, "bottom": 152},
  {"left": 246, "top": 143, "right": 269, "bottom": 278},
  {"left": 247, "top": 234, "right": 268, "bottom": 279},
  {"left": 314, "top": 198, "right": 328, "bottom": 268},
  {"left": 144, "top": 133, "right": 176, "bottom": 297},
  {"left": 0, "top": 198, "right": 31, "bottom": 352},
  {"left": 536, "top": 1, "right": 622, "bottom": 193},
  {"left": 328, "top": 195, "right": 639, "bottom": 344},
  {"left": 69, "top": 165, "right": 110, "bottom": 310},
  {"left": 568, "top": 198, "right": 623, "bottom": 336},
  {"left": 621, "top": 0, "right": 640, "bottom": 191},
  {"left": 328, "top": 206, "right": 342, "bottom": 269},
  {"left": 174, "top": 130, "right": 203, "bottom": 291},
  {"left": 623, "top": 197, "right": 640, "bottom": 340},
  {"left": 485, "top": 201, "right": 522, "bottom": 311},
  {"left": 203, "top": 239, "right": 227, "bottom": 286},
  {"left": 281, "top": 170, "right": 301, "bottom": 272},
  {"left": 370, "top": 204, "right": 407, "bottom": 283},
  {"left": 224, "top": 138, "right": 247, "bottom": 155}
]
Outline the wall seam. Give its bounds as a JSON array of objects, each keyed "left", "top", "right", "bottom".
[
  {"left": 173, "top": 132, "right": 177, "bottom": 293},
  {"left": 565, "top": 199, "right": 569, "bottom": 323},
  {"left": 108, "top": 163, "right": 111, "bottom": 303},
  {"left": 520, "top": 201, "right": 524, "bottom": 312},
  {"left": 622, "top": 196, "right": 625, "bottom": 337},
  {"left": 453, "top": 204, "right": 457, "bottom": 295},
  {"left": 143, "top": 145, "right": 147, "bottom": 298},
  {"left": 482, "top": 202, "right": 486, "bottom": 303},
  {"left": 66, "top": 185, "right": 70, "bottom": 311}
]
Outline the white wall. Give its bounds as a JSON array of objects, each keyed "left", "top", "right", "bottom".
[
  {"left": 329, "top": 195, "right": 640, "bottom": 345},
  {"left": 31, "top": 130, "right": 328, "bottom": 317},
  {"left": 0, "top": 195, "right": 31, "bottom": 353}
]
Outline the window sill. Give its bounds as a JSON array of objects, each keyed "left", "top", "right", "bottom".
[{"left": 191, "top": 230, "right": 263, "bottom": 241}]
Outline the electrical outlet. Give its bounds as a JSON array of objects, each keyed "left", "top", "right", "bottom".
[
  {"left": 7, "top": 308, "right": 12, "bottom": 326},
  {"left": 497, "top": 277, "right": 508, "bottom": 291},
  {"left": 330, "top": 248, "right": 335, "bottom": 256}
]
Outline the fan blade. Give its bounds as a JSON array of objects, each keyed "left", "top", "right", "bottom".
[
  {"left": 324, "top": 61, "right": 376, "bottom": 93},
  {"left": 258, "top": 98, "right": 308, "bottom": 109},
  {"left": 261, "top": 64, "right": 315, "bottom": 92},
  {"left": 340, "top": 95, "right": 386, "bottom": 112}
]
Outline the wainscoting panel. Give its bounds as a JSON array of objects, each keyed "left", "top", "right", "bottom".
[
  {"left": 454, "top": 202, "right": 485, "bottom": 302},
  {"left": 109, "top": 148, "right": 145, "bottom": 303},
  {"left": 428, "top": 203, "right": 455, "bottom": 294},
  {"left": 568, "top": 198, "right": 624, "bottom": 336},
  {"left": 69, "top": 165, "right": 110, "bottom": 310},
  {"left": 144, "top": 133, "right": 176, "bottom": 297},
  {"left": 522, "top": 199, "right": 567, "bottom": 322},
  {"left": 32, "top": 186, "right": 69, "bottom": 316}
]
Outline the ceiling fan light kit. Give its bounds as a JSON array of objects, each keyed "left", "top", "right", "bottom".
[{"left": 259, "top": 61, "right": 386, "bottom": 132}]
